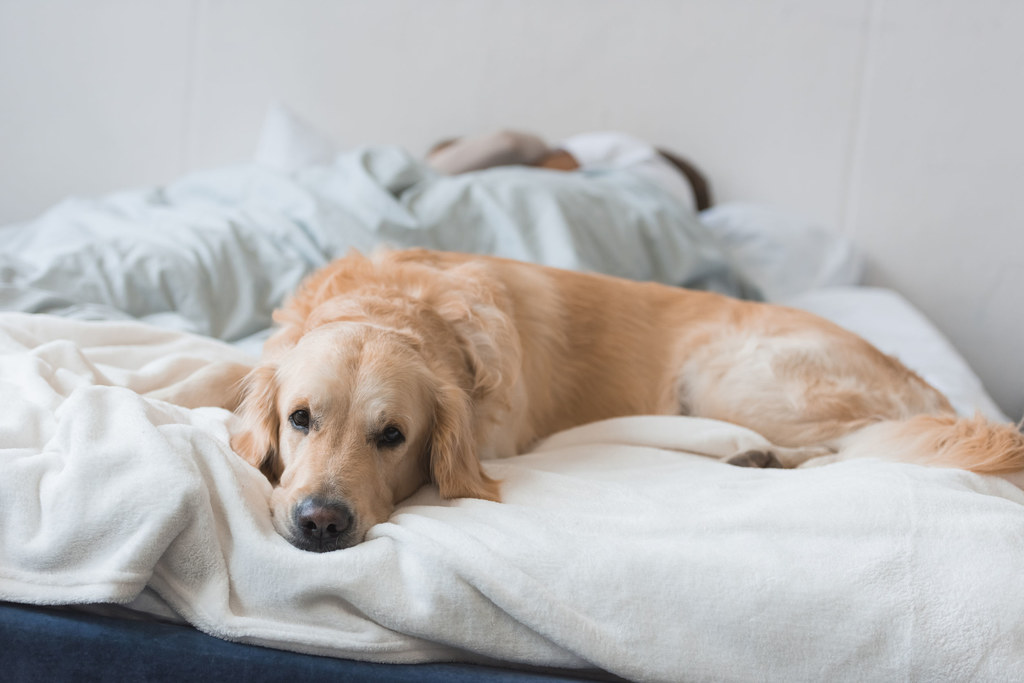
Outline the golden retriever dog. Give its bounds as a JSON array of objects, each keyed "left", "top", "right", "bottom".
[{"left": 231, "top": 248, "right": 1024, "bottom": 551}]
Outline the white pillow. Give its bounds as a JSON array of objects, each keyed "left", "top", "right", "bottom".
[
  {"left": 700, "top": 202, "right": 863, "bottom": 300},
  {"left": 254, "top": 103, "right": 340, "bottom": 173}
]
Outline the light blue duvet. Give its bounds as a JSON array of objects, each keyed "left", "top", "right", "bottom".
[{"left": 0, "top": 146, "right": 755, "bottom": 346}]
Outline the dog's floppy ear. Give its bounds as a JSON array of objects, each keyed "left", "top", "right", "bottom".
[
  {"left": 230, "top": 364, "right": 283, "bottom": 483},
  {"left": 429, "top": 380, "right": 501, "bottom": 502}
]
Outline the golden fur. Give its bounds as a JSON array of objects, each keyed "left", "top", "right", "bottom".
[{"left": 231, "top": 248, "right": 1024, "bottom": 551}]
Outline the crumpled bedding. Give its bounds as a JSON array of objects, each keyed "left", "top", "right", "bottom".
[
  {"left": 0, "top": 145, "right": 754, "bottom": 347},
  {"left": 2, "top": 313, "right": 1024, "bottom": 682}
]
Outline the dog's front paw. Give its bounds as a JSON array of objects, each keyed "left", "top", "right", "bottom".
[{"left": 725, "top": 449, "right": 784, "bottom": 469}]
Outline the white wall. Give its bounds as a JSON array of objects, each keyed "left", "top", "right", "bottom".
[
  {"left": 1, "top": 0, "right": 1021, "bottom": 417},
  {"left": 843, "top": 0, "right": 1024, "bottom": 421}
]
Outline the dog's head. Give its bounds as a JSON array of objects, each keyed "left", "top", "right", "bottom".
[{"left": 232, "top": 265, "right": 513, "bottom": 551}]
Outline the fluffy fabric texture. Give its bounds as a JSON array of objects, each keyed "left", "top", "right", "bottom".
[{"left": 2, "top": 313, "right": 1024, "bottom": 682}]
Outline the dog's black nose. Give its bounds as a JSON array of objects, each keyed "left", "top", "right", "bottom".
[{"left": 293, "top": 497, "right": 353, "bottom": 552}]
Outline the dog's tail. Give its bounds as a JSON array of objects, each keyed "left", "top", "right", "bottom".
[{"left": 841, "top": 413, "right": 1024, "bottom": 474}]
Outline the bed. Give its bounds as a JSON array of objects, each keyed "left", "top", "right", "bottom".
[{"left": 2, "top": 118, "right": 1023, "bottom": 682}]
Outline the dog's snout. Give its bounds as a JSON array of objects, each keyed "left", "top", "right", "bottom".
[{"left": 292, "top": 497, "right": 353, "bottom": 552}]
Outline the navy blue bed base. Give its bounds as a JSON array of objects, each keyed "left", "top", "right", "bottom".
[{"left": 0, "top": 601, "right": 604, "bottom": 682}]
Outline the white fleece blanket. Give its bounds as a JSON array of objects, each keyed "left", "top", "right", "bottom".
[{"left": 3, "top": 313, "right": 1024, "bottom": 682}]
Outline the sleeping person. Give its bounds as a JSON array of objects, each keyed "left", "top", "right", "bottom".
[{"left": 425, "top": 129, "right": 712, "bottom": 212}]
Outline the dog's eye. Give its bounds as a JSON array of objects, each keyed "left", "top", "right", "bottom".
[
  {"left": 377, "top": 426, "right": 405, "bottom": 448},
  {"left": 289, "top": 409, "right": 311, "bottom": 433}
]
